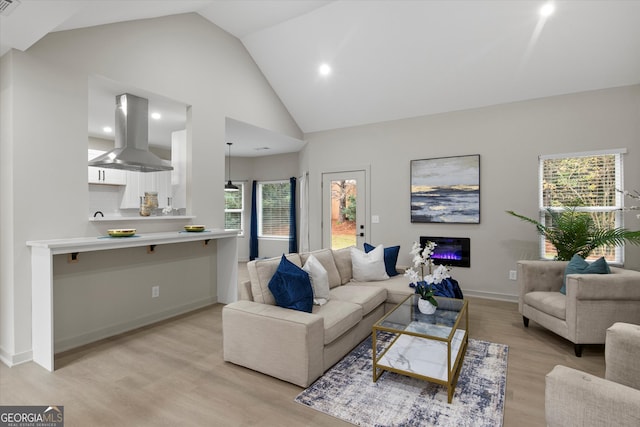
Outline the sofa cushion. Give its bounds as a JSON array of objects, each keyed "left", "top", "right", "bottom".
[
  {"left": 312, "top": 300, "right": 363, "bottom": 345},
  {"left": 524, "top": 291, "right": 566, "bottom": 320},
  {"left": 561, "top": 254, "right": 611, "bottom": 294},
  {"left": 248, "top": 253, "right": 302, "bottom": 305},
  {"left": 300, "top": 249, "right": 342, "bottom": 288},
  {"left": 268, "top": 255, "right": 313, "bottom": 313},
  {"left": 302, "top": 254, "right": 331, "bottom": 305},
  {"left": 330, "top": 285, "right": 387, "bottom": 317},
  {"left": 351, "top": 245, "right": 389, "bottom": 282},
  {"left": 364, "top": 243, "right": 400, "bottom": 277},
  {"left": 347, "top": 275, "right": 413, "bottom": 305},
  {"left": 332, "top": 246, "right": 354, "bottom": 285}
]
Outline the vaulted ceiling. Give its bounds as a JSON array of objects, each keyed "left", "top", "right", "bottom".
[{"left": 2, "top": 0, "right": 640, "bottom": 136}]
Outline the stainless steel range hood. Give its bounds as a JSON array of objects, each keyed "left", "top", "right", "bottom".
[{"left": 88, "top": 93, "right": 173, "bottom": 172}]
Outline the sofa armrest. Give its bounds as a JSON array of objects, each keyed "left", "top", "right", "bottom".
[
  {"left": 222, "top": 300, "right": 324, "bottom": 387},
  {"left": 606, "top": 322, "right": 640, "bottom": 390},
  {"left": 564, "top": 272, "right": 640, "bottom": 343},
  {"left": 238, "top": 280, "right": 253, "bottom": 301},
  {"left": 546, "top": 365, "right": 640, "bottom": 427},
  {"left": 567, "top": 269, "right": 640, "bottom": 301}
]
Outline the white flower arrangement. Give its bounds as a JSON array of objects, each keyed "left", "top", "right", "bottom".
[
  {"left": 404, "top": 241, "right": 451, "bottom": 307},
  {"left": 405, "top": 241, "right": 451, "bottom": 285}
]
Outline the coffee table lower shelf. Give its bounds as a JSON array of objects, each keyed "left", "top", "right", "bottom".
[{"left": 373, "top": 328, "right": 467, "bottom": 403}]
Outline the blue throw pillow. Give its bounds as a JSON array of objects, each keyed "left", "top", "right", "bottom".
[
  {"left": 268, "top": 255, "right": 313, "bottom": 313},
  {"left": 561, "top": 254, "right": 611, "bottom": 295},
  {"left": 364, "top": 243, "right": 400, "bottom": 277}
]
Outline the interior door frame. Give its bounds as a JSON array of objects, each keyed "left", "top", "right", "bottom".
[{"left": 321, "top": 165, "right": 371, "bottom": 249}]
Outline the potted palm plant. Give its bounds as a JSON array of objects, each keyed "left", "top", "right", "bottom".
[{"left": 506, "top": 206, "right": 640, "bottom": 261}]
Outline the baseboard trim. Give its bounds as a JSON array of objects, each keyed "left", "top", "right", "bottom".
[
  {"left": 0, "top": 346, "right": 33, "bottom": 368},
  {"left": 54, "top": 297, "right": 217, "bottom": 353},
  {"left": 464, "top": 289, "right": 518, "bottom": 303}
]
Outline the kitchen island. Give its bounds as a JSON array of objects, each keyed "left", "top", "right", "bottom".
[{"left": 27, "top": 229, "right": 238, "bottom": 371}]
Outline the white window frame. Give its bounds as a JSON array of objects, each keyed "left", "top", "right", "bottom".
[
  {"left": 258, "top": 180, "right": 290, "bottom": 240},
  {"left": 538, "top": 148, "right": 626, "bottom": 264},
  {"left": 224, "top": 182, "right": 244, "bottom": 236}
]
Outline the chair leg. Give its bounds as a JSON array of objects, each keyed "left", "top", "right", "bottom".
[
  {"left": 522, "top": 316, "right": 529, "bottom": 327},
  {"left": 574, "top": 344, "right": 583, "bottom": 357}
]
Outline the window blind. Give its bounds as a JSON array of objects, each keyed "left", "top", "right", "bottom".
[
  {"left": 258, "top": 181, "right": 290, "bottom": 238},
  {"left": 538, "top": 149, "right": 625, "bottom": 263}
]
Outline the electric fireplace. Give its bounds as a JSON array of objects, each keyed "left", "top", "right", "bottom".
[{"left": 419, "top": 236, "right": 470, "bottom": 268}]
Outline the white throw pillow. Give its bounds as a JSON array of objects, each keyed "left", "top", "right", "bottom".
[
  {"left": 350, "top": 245, "right": 389, "bottom": 282},
  {"left": 302, "top": 254, "right": 330, "bottom": 305}
]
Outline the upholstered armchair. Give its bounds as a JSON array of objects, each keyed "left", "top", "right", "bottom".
[
  {"left": 545, "top": 322, "right": 640, "bottom": 427},
  {"left": 517, "top": 260, "right": 640, "bottom": 356}
]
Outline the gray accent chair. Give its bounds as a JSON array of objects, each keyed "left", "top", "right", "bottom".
[
  {"left": 517, "top": 260, "right": 640, "bottom": 356},
  {"left": 545, "top": 322, "right": 640, "bottom": 426}
]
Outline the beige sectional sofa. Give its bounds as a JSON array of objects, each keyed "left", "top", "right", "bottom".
[{"left": 222, "top": 247, "right": 413, "bottom": 387}]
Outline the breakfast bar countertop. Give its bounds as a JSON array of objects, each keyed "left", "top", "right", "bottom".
[{"left": 26, "top": 229, "right": 239, "bottom": 255}]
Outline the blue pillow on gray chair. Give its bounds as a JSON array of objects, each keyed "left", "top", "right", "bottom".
[{"left": 561, "top": 254, "right": 610, "bottom": 295}]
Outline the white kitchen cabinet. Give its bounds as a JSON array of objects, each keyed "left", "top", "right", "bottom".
[
  {"left": 88, "top": 150, "right": 126, "bottom": 185},
  {"left": 120, "top": 171, "right": 171, "bottom": 209}
]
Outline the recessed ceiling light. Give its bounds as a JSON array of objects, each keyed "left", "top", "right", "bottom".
[
  {"left": 319, "top": 63, "right": 332, "bottom": 76},
  {"left": 539, "top": 2, "right": 555, "bottom": 17},
  {"left": 151, "top": 112, "right": 161, "bottom": 120},
  {"left": 103, "top": 126, "right": 112, "bottom": 133}
]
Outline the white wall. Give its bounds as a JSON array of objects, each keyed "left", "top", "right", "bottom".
[
  {"left": 0, "top": 13, "right": 302, "bottom": 366},
  {"left": 301, "top": 85, "right": 640, "bottom": 300}
]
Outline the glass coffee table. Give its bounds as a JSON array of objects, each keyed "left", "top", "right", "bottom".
[{"left": 372, "top": 294, "right": 468, "bottom": 403}]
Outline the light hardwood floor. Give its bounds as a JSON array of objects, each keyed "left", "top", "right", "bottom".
[{"left": 1, "top": 265, "right": 606, "bottom": 427}]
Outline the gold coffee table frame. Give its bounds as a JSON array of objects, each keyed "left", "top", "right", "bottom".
[{"left": 372, "top": 294, "right": 469, "bottom": 403}]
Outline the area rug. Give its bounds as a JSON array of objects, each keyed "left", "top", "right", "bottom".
[{"left": 295, "top": 332, "right": 508, "bottom": 426}]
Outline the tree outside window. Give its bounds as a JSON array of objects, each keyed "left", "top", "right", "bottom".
[{"left": 540, "top": 150, "right": 624, "bottom": 262}]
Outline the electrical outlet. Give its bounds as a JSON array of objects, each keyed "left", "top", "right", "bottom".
[
  {"left": 152, "top": 285, "right": 159, "bottom": 298},
  {"left": 509, "top": 270, "right": 517, "bottom": 281}
]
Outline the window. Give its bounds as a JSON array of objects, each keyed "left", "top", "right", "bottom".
[
  {"left": 539, "top": 149, "right": 626, "bottom": 263},
  {"left": 258, "top": 181, "right": 290, "bottom": 238},
  {"left": 224, "top": 182, "right": 244, "bottom": 235}
]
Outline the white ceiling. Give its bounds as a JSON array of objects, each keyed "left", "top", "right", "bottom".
[{"left": 3, "top": 0, "right": 640, "bottom": 144}]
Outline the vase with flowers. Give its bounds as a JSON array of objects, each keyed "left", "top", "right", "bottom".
[{"left": 405, "top": 241, "right": 451, "bottom": 314}]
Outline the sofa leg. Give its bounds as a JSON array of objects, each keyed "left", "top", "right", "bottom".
[
  {"left": 574, "top": 344, "right": 583, "bottom": 357},
  {"left": 522, "top": 316, "right": 529, "bottom": 328}
]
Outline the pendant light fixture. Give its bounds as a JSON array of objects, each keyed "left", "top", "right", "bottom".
[{"left": 225, "top": 142, "right": 239, "bottom": 192}]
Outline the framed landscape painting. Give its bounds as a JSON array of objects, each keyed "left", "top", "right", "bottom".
[{"left": 410, "top": 154, "right": 480, "bottom": 223}]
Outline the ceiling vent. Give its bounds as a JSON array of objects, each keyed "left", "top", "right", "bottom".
[{"left": 0, "top": 0, "right": 20, "bottom": 16}]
